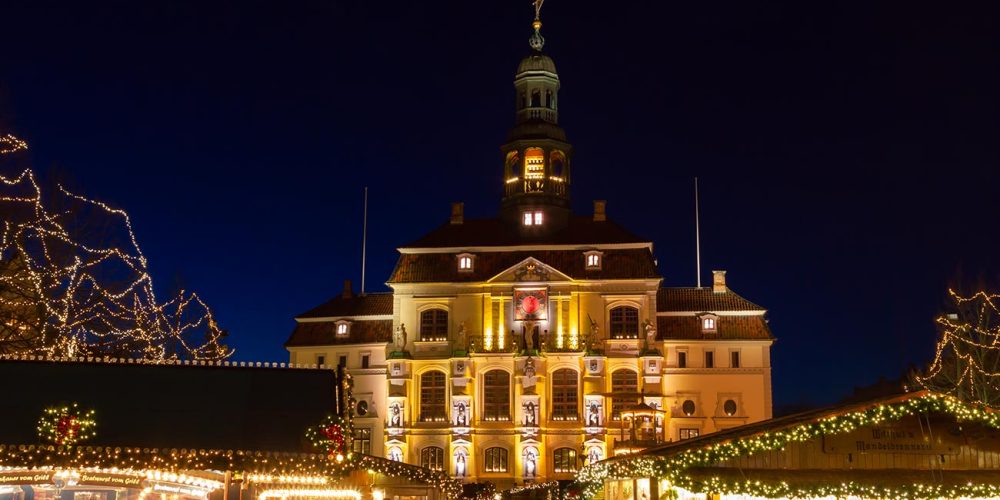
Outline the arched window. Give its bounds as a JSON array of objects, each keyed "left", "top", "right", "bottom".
[
  {"left": 530, "top": 90, "right": 541, "bottom": 107},
  {"left": 420, "top": 371, "right": 447, "bottom": 422},
  {"left": 610, "top": 370, "right": 638, "bottom": 420},
  {"left": 545, "top": 90, "right": 554, "bottom": 109},
  {"left": 484, "top": 447, "right": 509, "bottom": 473},
  {"left": 610, "top": 306, "right": 639, "bottom": 339},
  {"left": 483, "top": 370, "right": 511, "bottom": 421},
  {"left": 551, "top": 368, "right": 578, "bottom": 421},
  {"left": 553, "top": 448, "right": 577, "bottom": 473},
  {"left": 520, "top": 92, "right": 527, "bottom": 109},
  {"left": 420, "top": 446, "right": 445, "bottom": 471},
  {"left": 420, "top": 309, "right": 448, "bottom": 341}
]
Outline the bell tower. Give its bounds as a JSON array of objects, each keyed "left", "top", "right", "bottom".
[{"left": 500, "top": 1, "right": 573, "bottom": 232}]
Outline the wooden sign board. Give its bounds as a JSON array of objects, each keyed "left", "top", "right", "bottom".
[
  {"left": 823, "top": 415, "right": 962, "bottom": 455},
  {"left": 0, "top": 472, "right": 53, "bottom": 486}
]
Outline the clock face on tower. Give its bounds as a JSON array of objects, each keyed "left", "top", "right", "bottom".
[{"left": 514, "top": 288, "right": 548, "bottom": 321}]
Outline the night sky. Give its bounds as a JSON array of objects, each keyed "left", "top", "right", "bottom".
[{"left": 1, "top": 1, "right": 998, "bottom": 409}]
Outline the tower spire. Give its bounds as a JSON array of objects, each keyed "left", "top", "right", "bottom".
[{"left": 530, "top": 0, "right": 545, "bottom": 51}]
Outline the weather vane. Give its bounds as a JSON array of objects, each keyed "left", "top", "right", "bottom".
[{"left": 529, "top": 0, "right": 546, "bottom": 51}]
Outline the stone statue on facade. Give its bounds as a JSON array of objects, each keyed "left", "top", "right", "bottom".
[
  {"left": 585, "top": 316, "right": 600, "bottom": 352},
  {"left": 455, "top": 321, "right": 467, "bottom": 351},
  {"left": 524, "top": 325, "right": 535, "bottom": 351},
  {"left": 393, "top": 323, "right": 408, "bottom": 351},
  {"left": 643, "top": 318, "right": 657, "bottom": 351}
]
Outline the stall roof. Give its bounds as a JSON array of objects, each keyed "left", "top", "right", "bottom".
[{"left": 0, "top": 356, "right": 337, "bottom": 452}]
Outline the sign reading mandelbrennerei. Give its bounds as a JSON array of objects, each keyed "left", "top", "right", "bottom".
[
  {"left": 823, "top": 415, "right": 961, "bottom": 455},
  {"left": 0, "top": 472, "right": 54, "bottom": 485}
]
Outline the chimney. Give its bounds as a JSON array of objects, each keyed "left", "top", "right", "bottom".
[
  {"left": 342, "top": 279, "right": 353, "bottom": 299},
  {"left": 450, "top": 202, "right": 464, "bottom": 225},
  {"left": 593, "top": 200, "right": 606, "bottom": 222},
  {"left": 712, "top": 270, "right": 727, "bottom": 293}
]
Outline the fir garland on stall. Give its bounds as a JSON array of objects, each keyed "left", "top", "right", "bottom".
[{"left": 575, "top": 393, "right": 1000, "bottom": 500}]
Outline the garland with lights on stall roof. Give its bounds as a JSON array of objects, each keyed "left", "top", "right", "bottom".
[{"left": 306, "top": 414, "right": 353, "bottom": 465}]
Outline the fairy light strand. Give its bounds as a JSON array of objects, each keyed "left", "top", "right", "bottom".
[{"left": 0, "top": 134, "right": 232, "bottom": 360}]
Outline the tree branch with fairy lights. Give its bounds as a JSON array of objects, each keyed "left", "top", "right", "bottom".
[
  {"left": 913, "top": 289, "right": 1000, "bottom": 406},
  {"left": 0, "top": 134, "right": 232, "bottom": 360}
]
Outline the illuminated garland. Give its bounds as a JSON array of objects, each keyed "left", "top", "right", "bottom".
[
  {"left": 357, "top": 455, "right": 462, "bottom": 499},
  {"left": 914, "top": 289, "right": 1000, "bottom": 406},
  {"left": 37, "top": 403, "right": 97, "bottom": 446},
  {"left": 676, "top": 477, "right": 1000, "bottom": 499},
  {"left": 0, "top": 143, "right": 232, "bottom": 360},
  {"left": 576, "top": 393, "right": 1000, "bottom": 499}
]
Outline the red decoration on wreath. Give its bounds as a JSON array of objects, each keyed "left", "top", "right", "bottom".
[
  {"left": 37, "top": 403, "right": 97, "bottom": 446},
  {"left": 306, "top": 414, "right": 352, "bottom": 463}
]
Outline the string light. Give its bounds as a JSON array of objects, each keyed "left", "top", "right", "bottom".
[
  {"left": 0, "top": 151, "right": 232, "bottom": 360},
  {"left": 258, "top": 488, "right": 361, "bottom": 500},
  {"left": 914, "top": 289, "right": 1000, "bottom": 405},
  {"left": 575, "top": 392, "right": 1000, "bottom": 499},
  {"left": 0, "top": 134, "right": 27, "bottom": 155}
]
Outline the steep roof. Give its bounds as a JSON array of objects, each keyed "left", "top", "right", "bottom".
[
  {"left": 285, "top": 319, "right": 392, "bottom": 347},
  {"left": 657, "top": 315, "right": 773, "bottom": 340},
  {"left": 296, "top": 292, "right": 393, "bottom": 319},
  {"left": 388, "top": 248, "right": 659, "bottom": 283},
  {"left": 0, "top": 357, "right": 336, "bottom": 452},
  {"left": 401, "top": 216, "right": 649, "bottom": 249},
  {"left": 657, "top": 287, "right": 765, "bottom": 312}
]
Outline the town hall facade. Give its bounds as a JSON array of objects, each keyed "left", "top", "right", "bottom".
[{"left": 286, "top": 10, "right": 775, "bottom": 489}]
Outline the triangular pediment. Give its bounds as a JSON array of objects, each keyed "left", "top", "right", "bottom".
[{"left": 487, "top": 256, "right": 572, "bottom": 283}]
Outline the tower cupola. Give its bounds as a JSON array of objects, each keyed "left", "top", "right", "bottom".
[{"left": 500, "top": 0, "right": 574, "bottom": 232}]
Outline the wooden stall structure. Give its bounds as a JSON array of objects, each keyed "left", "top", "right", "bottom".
[
  {"left": 590, "top": 390, "right": 1000, "bottom": 499},
  {"left": 0, "top": 356, "right": 455, "bottom": 500}
]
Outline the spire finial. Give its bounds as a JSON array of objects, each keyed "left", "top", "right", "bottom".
[{"left": 529, "top": 0, "right": 545, "bottom": 51}]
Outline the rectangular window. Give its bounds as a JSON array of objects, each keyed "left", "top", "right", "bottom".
[
  {"left": 336, "top": 323, "right": 348, "bottom": 335},
  {"left": 361, "top": 354, "right": 370, "bottom": 369},
  {"left": 677, "top": 351, "right": 687, "bottom": 368},
  {"left": 316, "top": 355, "right": 325, "bottom": 366},
  {"left": 352, "top": 428, "right": 371, "bottom": 455},
  {"left": 338, "top": 355, "right": 347, "bottom": 367},
  {"left": 523, "top": 212, "right": 533, "bottom": 225},
  {"left": 534, "top": 211, "right": 543, "bottom": 225},
  {"left": 731, "top": 350, "right": 741, "bottom": 368},
  {"left": 702, "top": 318, "right": 716, "bottom": 330},
  {"left": 705, "top": 351, "right": 714, "bottom": 368},
  {"left": 458, "top": 255, "right": 472, "bottom": 270},
  {"left": 679, "top": 428, "right": 700, "bottom": 440},
  {"left": 551, "top": 369, "right": 578, "bottom": 421}
]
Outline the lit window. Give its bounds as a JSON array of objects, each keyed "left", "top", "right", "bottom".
[
  {"left": 352, "top": 428, "right": 371, "bottom": 455},
  {"left": 723, "top": 399, "right": 738, "bottom": 416},
  {"left": 336, "top": 323, "right": 349, "bottom": 335},
  {"left": 484, "top": 447, "right": 509, "bottom": 473},
  {"left": 585, "top": 251, "right": 602, "bottom": 269},
  {"left": 525, "top": 148, "right": 544, "bottom": 179},
  {"left": 457, "top": 254, "right": 474, "bottom": 272},
  {"left": 679, "top": 428, "right": 700, "bottom": 440},
  {"left": 522, "top": 211, "right": 544, "bottom": 226},
  {"left": 421, "top": 447, "right": 445, "bottom": 471},
  {"left": 682, "top": 400, "right": 696, "bottom": 416},
  {"left": 702, "top": 317, "right": 717, "bottom": 331},
  {"left": 553, "top": 448, "right": 577, "bottom": 473}
]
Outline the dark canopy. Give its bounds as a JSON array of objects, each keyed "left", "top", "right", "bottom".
[{"left": 0, "top": 358, "right": 337, "bottom": 452}]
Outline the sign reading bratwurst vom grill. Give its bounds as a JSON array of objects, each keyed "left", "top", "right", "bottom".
[{"left": 823, "top": 415, "right": 961, "bottom": 455}]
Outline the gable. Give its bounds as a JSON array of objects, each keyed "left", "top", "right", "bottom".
[{"left": 487, "top": 256, "right": 572, "bottom": 283}]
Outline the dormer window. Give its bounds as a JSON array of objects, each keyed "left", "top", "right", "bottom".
[
  {"left": 700, "top": 314, "right": 718, "bottom": 333},
  {"left": 584, "top": 251, "right": 603, "bottom": 270},
  {"left": 457, "top": 253, "right": 474, "bottom": 272},
  {"left": 335, "top": 320, "right": 350, "bottom": 336},
  {"left": 522, "top": 211, "right": 543, "bottom": 226}
]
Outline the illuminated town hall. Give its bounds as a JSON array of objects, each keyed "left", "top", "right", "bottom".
[{"left": 286, "top": 8, "right": 775, "bottom": 488}]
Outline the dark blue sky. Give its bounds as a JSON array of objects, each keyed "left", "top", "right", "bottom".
[{"left": 1, "top": 1, "right": 998, "bottom": 408}]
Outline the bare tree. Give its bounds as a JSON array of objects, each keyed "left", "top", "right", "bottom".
[{"left": 913, "top": 289, "right": 1000, "bottom": 407}]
